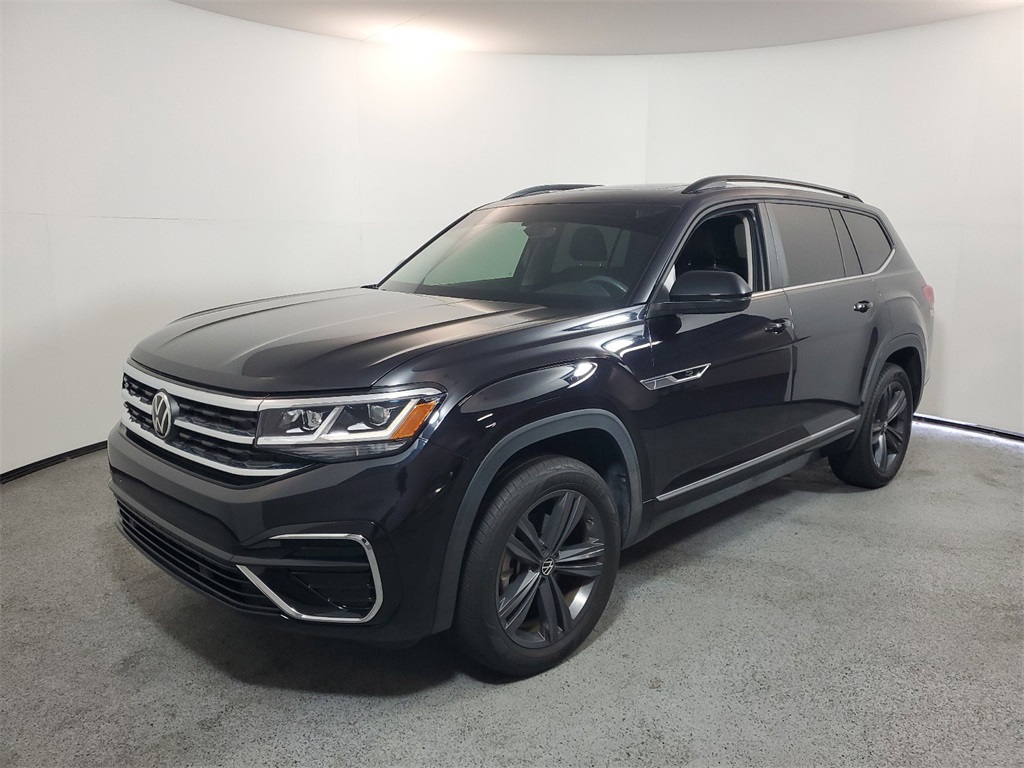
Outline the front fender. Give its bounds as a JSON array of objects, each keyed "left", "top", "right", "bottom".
[
  {"left": 427, "top": 363, "right": 650, "bottom": 634},
  {"left": 429, "top": 408, "right": 642, "bottom": 634}
]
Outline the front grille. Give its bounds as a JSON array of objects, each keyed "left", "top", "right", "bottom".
[
  {"left": 117, "top": 502, "right": 277, "bottom": 614},
  {"left": 125, "top": 375, "right": 257, "bottom": 436},
  {"left": 121, "top": 364, "right": 306, "bottom": 479}
]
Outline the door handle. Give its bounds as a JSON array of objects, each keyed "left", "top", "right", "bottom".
[
  {"left": 854, "top": 300, "right": 873, "bottom": 313},
  {"left": 764, "top": 319, "right": 790, "bottom": 334}
]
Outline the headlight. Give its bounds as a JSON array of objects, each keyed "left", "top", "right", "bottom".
[{"left": 256, "top": 388, "right": 443, "bottom": 461}]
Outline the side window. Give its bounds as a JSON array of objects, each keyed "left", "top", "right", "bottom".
[
  {"left": 831, "top": 209, "right": 863, "bottom": 277},
  {"left": 841, "top": 211, "right": 893, "bottom": 274},
  {"left": 769, "top": 203, "right": 845, "bottom": 286},
  {"left": 664, "top": 209, "right": 759, "bottom": 294}
]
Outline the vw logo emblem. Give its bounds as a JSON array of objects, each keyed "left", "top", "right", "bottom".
[
  {"left": 541, "top": 557, "right": 556, "bottom": 576},
  {"left": 151, "top": 390, "right": 178, "bottom": 441}
]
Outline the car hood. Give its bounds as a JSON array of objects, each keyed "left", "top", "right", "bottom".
[{"left": 130, "top": 288, "right": 565, "bottom": 394}]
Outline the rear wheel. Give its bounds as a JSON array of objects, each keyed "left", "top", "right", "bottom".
[
  {"left": 829, "top": 363, "right": 913, "bottom": 488},
  {"left": 454, "top": 455, "right": 620, "bottom": 676}
]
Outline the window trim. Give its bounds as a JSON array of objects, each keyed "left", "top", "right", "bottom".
[{"left": 776, "top": 247, "right": 895, "bottom": 293}]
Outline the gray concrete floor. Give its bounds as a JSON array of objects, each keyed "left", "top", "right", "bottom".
[{"left": 1, "top": 422, "right": 1021, "bottom": 767}]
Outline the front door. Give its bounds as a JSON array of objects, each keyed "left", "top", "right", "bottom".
[{"left": 634, "top": 206, "right": 797, "bottom": 502}]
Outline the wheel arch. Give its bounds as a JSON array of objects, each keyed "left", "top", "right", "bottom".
[
  {"left": 430, "top": 409, "right": 642, "bottom": 634},
  {"left": 885, "top": 345, "right": 924, "bottom": 409},
  {"left": 862, "top": 333, "right": 926, "bottom": 410}
]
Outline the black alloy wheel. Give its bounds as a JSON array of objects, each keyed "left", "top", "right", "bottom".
[
  {"left": 454, "top": 455, "right": 620, "bottom": 676},
  {"left": 870, "top": 379, "right": 910, "bottom": 473},
  {"left": 497, "top": 488, "right": 606, "bottom": 647},
  {"left": 830, "top": 362, "right": 914, "bottom": 488}
]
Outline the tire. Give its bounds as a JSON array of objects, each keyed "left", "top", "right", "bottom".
[
  {"left": 829, "top": 363, "right": 913, "bottom": 489},
  {"left": 454, "top": 455, "right": 620, "bottom": 676}
]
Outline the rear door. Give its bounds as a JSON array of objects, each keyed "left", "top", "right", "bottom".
[{"left": 765, "top": 201, "right": 891, "bottom": 434}]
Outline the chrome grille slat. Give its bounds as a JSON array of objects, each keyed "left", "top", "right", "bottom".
[
  {"left": 121, "top": 363, "right": 307, "bottom": 478},
  {"left": 177, "top": 400, "right": 256, "bottom": 437},
  {"left": 123, "top": 392, "right": 254, "bottom": 443},
  {"left": 121, "top": 413, "right": 298, "bottom": 477},
  {"left": 123, "top": 363, "right": 265, "bottom": 411},
  {"left": 173, "top": 419, "right": 254, "bottom": 445}
]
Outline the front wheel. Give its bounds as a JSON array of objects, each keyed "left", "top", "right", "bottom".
[
  {"left": 829, "top": 363, "right": 913, "bottom": 488},
  {"left": 454, "top": 455, "right": 620, "bottom": 676}
]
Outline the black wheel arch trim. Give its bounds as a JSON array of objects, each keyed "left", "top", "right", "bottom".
[
  {"left": 430, "top": 409, "right": 642, "bottom": 634},
  {"left": 862, "top": 332, "right": 927, "bottom": 408}
]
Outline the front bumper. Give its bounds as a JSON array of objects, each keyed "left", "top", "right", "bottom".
[
  {"left": 116, "top": 499, "right": 383, "bottom": 623},
  {"left": 108, "top": 423, "right": 467, "bottom": 643}
]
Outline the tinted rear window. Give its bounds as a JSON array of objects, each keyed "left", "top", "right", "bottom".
[
  {"left": 831, "top": 209, "right": 862, "bottom": 277},
  {"left": 841, "top": 211, "right": 893, "bottom": 273},
  {"left": 769, "top": 203, "right": 845, "bottom": 286}
]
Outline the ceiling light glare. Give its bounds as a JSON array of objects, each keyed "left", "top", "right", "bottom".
[{"left": 370, "top": 25, "right": 464, "bottom": 52}]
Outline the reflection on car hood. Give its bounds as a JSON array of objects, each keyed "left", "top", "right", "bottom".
[{"left": 130, "top": 288, "right": 565, "bottom": 394}]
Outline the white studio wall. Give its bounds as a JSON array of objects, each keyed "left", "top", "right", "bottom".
[
  {"left": 2, "top": 0, "right": 1021, "bottom": 472},
  {"left": 643, "top": 15, "right": 1024, "bottom": 438}
]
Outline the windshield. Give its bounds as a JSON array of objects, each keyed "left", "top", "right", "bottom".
[{"left": 379, "top": 202, "right": 681, "bottom": 309}]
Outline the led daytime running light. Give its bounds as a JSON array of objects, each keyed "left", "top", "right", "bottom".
[{"left": 255, "top": 388, "right": 442, "bottom": 449}]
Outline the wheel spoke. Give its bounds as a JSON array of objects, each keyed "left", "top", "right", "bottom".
[
  {"left": 873, "top": 430, "right": 887, "bottom": 467},
  {"left": 885, "top": 424, "right": 904, "bottom": 454},
  {"left": 506, "top": 518, "right": 544, "bottom": 565},
  {"left": 498, "top": 570, "right": 541, "bottom": 631},
  {"left": 541, "top": 490, "right": 584, "bottom": 553},
  {"left": 537, "top": 577, "right": 572, "bottom": 641},
  {"left": 554, "top": 541, "right": 604, "bottom": 579},
  {"left": 877, "top": 386, "right": 891, "bottom": 424},
  {"left": 886, "top": 388, "right": 907, "bottom": 423}
]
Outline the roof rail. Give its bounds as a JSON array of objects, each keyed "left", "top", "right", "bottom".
[
  {"left": 683, "top": 175, "right": 862, "bottom": 202},
  {"left": 502, "top": 184, "right": 600, "bottom": 200}
]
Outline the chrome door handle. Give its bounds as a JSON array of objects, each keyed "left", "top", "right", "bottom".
[
  {"left": 764, "top": 319, "right": 790, "bottom": 334},
  {"left": 854, "top": 301, "right": 873, "bottom": 313}
]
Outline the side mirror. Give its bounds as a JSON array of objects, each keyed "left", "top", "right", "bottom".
[{"left": 653, "top": 270, "right": 753, "bottom": 315}]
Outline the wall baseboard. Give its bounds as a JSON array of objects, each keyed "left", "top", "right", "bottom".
[
  {"left": 914, "top": 414, "right": 1024, "bottom": 443},
  {"left": 1, "top": 442, "right": 107, "bottom": 484}
]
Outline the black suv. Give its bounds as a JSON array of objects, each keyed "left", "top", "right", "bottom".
[{"left": 109, "top": 176, "right": 933, "bottom": 675}]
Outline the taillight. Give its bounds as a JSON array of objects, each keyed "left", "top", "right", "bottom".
[{"left": 923, "top": 284, "right": 935, "bottom": 316}]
